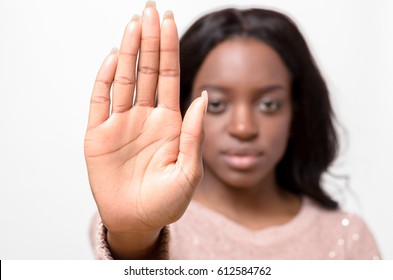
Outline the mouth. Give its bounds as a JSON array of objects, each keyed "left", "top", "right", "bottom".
[{"left": 221, "top": 148, "right": 263, "bottom": 170}]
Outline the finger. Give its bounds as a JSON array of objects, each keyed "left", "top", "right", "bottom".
[
  {"left": 111, "top": 16, "right": 141, "bottom": 113},
  {"left": 135, "top": 1, "right": 160, "bottom": 107},
  {"left": 157, "top": 11, "right": 180, "bottom": 111},
  {"left": 87, "top": 49, "right": 118, "bottom": 129},
  {"left": 177, "top": 91, "right": 208, "bottom": 182}
]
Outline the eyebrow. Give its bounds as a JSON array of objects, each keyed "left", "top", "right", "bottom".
[
  {"left": 199, "top": 85, "right": 230, "bottom": 94},
  {"left": 199, "top": 84, "right": 287, "bottom": 95}
]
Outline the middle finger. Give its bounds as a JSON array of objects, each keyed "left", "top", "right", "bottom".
[{"left": 135, "top": 1, "right": 160, "bottom": 107}]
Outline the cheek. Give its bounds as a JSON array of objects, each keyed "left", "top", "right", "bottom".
[
  {"left": 263, "top": 116, "right": 292, "bottom": 154},
  {"left": 273, "top": 117, "right": 291, "bottom": 139},
  {"left": 201, "top": 116, "right": 227, "bottom": 164},
  {"left": 202, "top": 118, "right": 220, "bottom": 151}
]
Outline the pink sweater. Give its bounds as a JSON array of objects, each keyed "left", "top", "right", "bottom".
[{"left": 91, "top": 197, "right": 381, "bottom": 259}]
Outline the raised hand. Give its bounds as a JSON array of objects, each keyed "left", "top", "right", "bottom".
[{"left": 84, "top": 1, "right": 207, "bottom": 258}]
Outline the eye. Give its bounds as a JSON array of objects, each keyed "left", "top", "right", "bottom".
[
  {"left": 207, "top": 100, "right": 226, "bottom": 114},
  {"left": 258, "top": 97, "right": 281, "bottom": 113}
]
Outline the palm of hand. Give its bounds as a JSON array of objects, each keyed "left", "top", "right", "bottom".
[
  {"left": 86, "top": 107, "right": 193, "bottom": 232},
  {"left": 84, "top": 6, "right": 207, "bottom": 234}
]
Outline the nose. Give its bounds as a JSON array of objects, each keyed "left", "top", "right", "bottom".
[{"left": 227, "top": 104, "right": 258, "bottom": 141}]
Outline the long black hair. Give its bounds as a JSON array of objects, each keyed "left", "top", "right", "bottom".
[{"left": 180, "top": 8, "right": 339, "bottom": 209}]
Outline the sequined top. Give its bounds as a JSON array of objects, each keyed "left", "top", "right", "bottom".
[{"left": 92, "top": 196, "right": 381, "bottom": 259}]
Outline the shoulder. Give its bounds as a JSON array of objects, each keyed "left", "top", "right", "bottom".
[{"left": 303, "top": 197, "right": 381, "bottom": 259}]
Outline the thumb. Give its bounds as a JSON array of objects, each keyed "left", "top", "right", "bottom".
[{"left": 177, "top": 91, "right": 208, "bottom": 184}]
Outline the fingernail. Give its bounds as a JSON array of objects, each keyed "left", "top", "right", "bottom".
[
  {"left": 131, "top": 14, "right": 140, "bottom": 22},
  {"left": 145, "top": 0, "right": 156, "bottom": 8},
  {"left": 110, "top": 47, "right": 118, "bottom": 54},
  {"left": 164, "top": 10, "right": 174, "bottom": 20}
]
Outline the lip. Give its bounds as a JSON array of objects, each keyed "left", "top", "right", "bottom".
[{"left": 221, "top": 148, "right": 263, "bottom": 170}]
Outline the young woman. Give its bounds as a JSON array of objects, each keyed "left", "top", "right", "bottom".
[{"left": 85, "top": 1, "right": 380, "bottom": 259}]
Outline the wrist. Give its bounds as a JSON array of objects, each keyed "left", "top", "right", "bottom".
[{"left": 107, "top": 228, "right": 162, "bottom": 260}]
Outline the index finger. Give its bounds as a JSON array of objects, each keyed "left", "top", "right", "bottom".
[{"left": 157, "top": 11, "right": 180, "bottom": 111}]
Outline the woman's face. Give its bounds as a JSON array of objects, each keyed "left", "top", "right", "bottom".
[{"left": 191, "top": 38, "right": 292, "bottom": 189}]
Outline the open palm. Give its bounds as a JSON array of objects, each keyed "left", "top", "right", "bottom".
[{"left": 84, "top": 5, "right": 207, "bottom": 236}]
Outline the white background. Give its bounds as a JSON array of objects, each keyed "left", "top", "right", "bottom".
[{"left": 0, "top": 0, "right": 392, "bottom": 259}]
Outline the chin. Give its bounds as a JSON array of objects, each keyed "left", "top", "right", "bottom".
[
  {"left": 204, "top": 161, "right": 276, "bottom": 190},
  {"left": 220, "top": 172, "right": 271, "bottom": 190}
]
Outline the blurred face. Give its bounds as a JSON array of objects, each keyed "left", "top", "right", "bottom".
[{"left": 191, "top": 38, "right": 292, "bottom": 189}]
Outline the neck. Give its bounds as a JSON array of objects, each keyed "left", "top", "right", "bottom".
[{"left": 193, "top": 168, "right": 301, "bottom": 230}]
